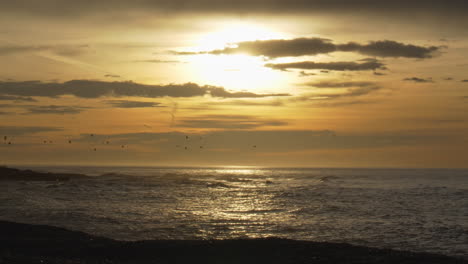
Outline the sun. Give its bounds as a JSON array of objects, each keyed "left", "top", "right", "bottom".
[{"left": 186, "top": 23, "right": 290, "bottom": 91}]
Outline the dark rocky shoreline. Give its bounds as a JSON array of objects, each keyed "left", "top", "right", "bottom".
[{"left": 1, "top": 220, "right": 467, "bottom": 264}]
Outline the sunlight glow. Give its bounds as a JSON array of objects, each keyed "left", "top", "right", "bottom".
[
  {"left": 196, "top": 23, "right": 286, "bottom": 51},
  {"left": 189, "top": 54, "right": 284, "bottom": 90}
]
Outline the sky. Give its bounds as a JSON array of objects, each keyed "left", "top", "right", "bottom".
[{"left": 1, "top": 0, "right": 468, "bottom": 168}]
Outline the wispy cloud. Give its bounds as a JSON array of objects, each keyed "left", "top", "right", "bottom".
[
  {"left": 0, "top": 44, "right": 89, "bottom": 57},
  {"left": 0, "top": 126, "right": 63, "bottom": 135},
  {"left": 0, "top": 95, "right": 36, "bottom": 102},
  {"left": 132, "top": 59, "right": 183, "bottom": 63},
  {"left": 23, "top": 105, "right": 87, "bottom": 114},
  {"left": 266, "top": 60, "right": 385, "bottom": 71},
  {"left": 176, "top": 115, "right": 288, "bottom": 129},
  {"left": 304, "top": 81, "right": 376, "bottom": 88},
  {"left": 403, "top": 77, "right": 434, "bottom": 83},
  {"left": 104, "top": 100, "right": 164, "bottom": 108},
  {"left": 104, "top": 74, "right": 121, "bottom": 78}
]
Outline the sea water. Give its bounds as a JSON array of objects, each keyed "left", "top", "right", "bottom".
[{"left": 1, "top": 166, "right": 467, "bottom": 258}]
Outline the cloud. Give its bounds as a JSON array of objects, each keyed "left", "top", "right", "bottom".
[
  {"left": 266, "top": 60, "right": 385, "bottom": 71},
  {"left": 209, "top": 87, "right": 290, "bottom": 98},
  {"left": 0, "top": 44, "right": 88, "bottom": 57},
  {"left": 211, "top": 99, "right": 284, "bottom": 107},
  {"left": 313, "top": 100, "right": 374, "bottom": 107},
  {"left": 0, "top": 95, "right": 36, "bottom": 102},
  {"left": 132, "top": 59, "right": 183, "bottom": 63},
  {"left": 23, "top": 105, "right": 87, "bottom": 114},
  {"left": 104, "top": 100, "right": 164, "bottom": 108},
  {"left": 0, "top": 45, "right": 49, "bottom": 55},
  {"left": 299, "top": 71, "right": 316, "bottom": 77},
  {"left": 461, "top": 80, "right": 468, "bottom": 82},
  {"left": 337, "top": 40, "right": 439, "bottom": 59},
  {"left": 1, "top": 0, "right": 467, "bottom": 17},
  {"left": 293, "top": 82, "right": 381, "bottom": 102},
  {"left": 104, "top": 74, "right": 121, "bottom": 78},
  {"left": 0, "top": 80, "right": 289, "bottom": 99},
  {"left": 403, "top": 77, "right": 434, "bottom": 83},
  {"left": 304, "top": 81, "right": 376, "bottom": 88},
  {"left": 176, "top": 38, "right": 439, "bottom": 59},
  {"left": 0, "top": 126, "right": 62, "bottom": 135},
  {"left": 176, "top": 115, "right": 288, "bottom": 129}
]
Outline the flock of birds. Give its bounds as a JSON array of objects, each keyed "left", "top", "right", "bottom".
[
  {"left": 2, "top": 134, "right": 258, "bottom": 152},
  {"left": 3, "top": 134, "right": 127, "bottom": 152}
]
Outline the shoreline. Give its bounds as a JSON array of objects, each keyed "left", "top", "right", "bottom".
[{"left": 1, "top": 220, "right": 466, "bottom": 264}]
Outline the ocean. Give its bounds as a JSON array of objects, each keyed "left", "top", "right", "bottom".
[{"left": 1, "top": 166, "right": 467, "bottom": 259}]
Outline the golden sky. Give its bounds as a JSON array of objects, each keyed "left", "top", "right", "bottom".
[{"left": 1, "top": 0, "right": 467, "bottom": 167}]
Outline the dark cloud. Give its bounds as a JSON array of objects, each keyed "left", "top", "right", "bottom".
[
  {"left": 0, "top": 44, "right": 88, "bottom": 56},
  {"left": 374, "top": 72, "right": 386, "bottom": 76},
  {"left": 0, "top": 126, "right": 62, "bottom": 135},
  {"left": 176, "top": 38, "right": 439, "bottom": 59},
  {"left": 104, "top": 100, "right": 164, "bottom": 108},
  {"left": 24, "top": 105, "right": 86, "bottom": 114},
  {"left": 1, "top": 0, "right": 468, "bottom": 17},
  {"left": 443, "top": 77, "right": 453, "bottom": 81},
  {"left": 337, "top": 40, "right": 439, "bottom": 59},
  {"left": 461, "top": 80, "right": 468, "bottom": 82},
  {"left": 403, "top": 77, "right": 434, "bottom": 83},
  {"left": 0, "top": 95, "right": 36, "bottom": 102},
  {"left": 176, "top": 115, "right": 288, "bottom": 129},
  {"left": 266, "top": 60, "right": 385, "bottom": 71},
  {"left": 0, "top": 80, "right": 288, "bottom": 99}
]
